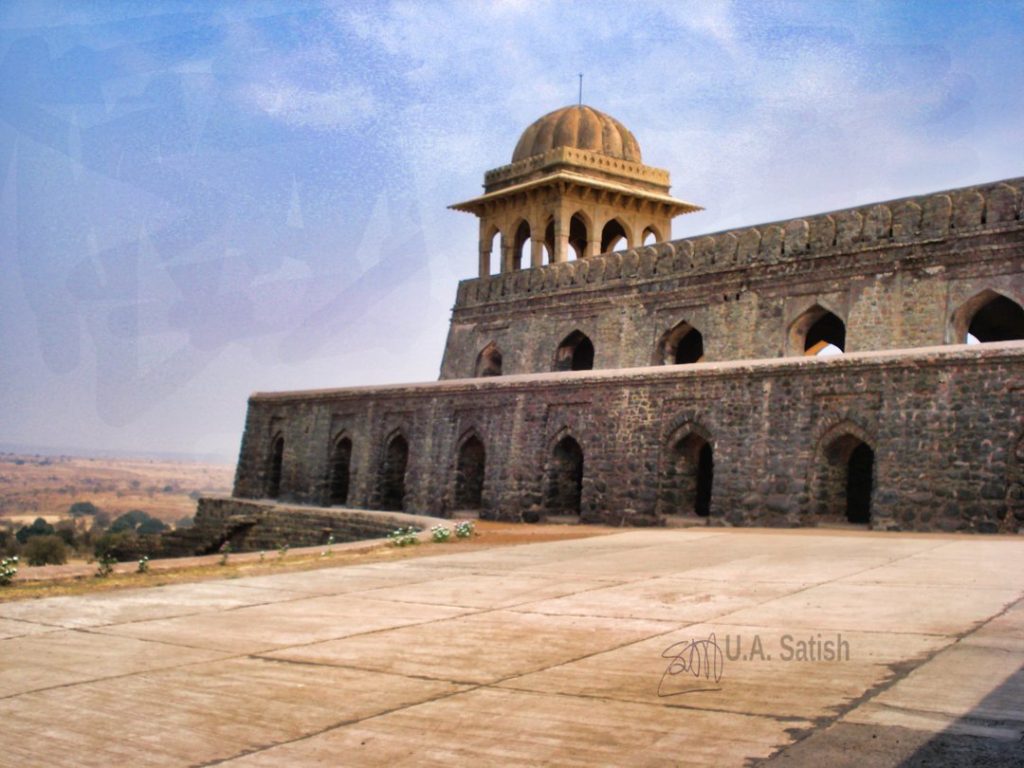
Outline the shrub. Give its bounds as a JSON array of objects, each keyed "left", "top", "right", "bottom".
[
  {"left": 454, "top": 520, "right": 476, "bottom": 539},
  {"left": 0, "top": 556, "right": 17, "bottom": 586},
  {"left": 55, "top": 520, "right": 77, "bottom": 547},
  {"left": 23, "top": 535, "right": 68, "bottom": 566},
  {"left": 175, "top": 515, "right": 194, "bottom": 529},
  {"left": 430, "top": 525, "right": 452, "bottom": 543},
  {"left": 95, "top": 553, "right": 115, "bottom": 578},
  {"left": 387, "top": 527, "right": 420, "bottom": 547},
  {"left": 16, "top": 517, "right": 55, "bottom": 544}
]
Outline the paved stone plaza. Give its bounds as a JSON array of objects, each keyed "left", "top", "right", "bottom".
[{"left": 1, "top": 528, "right": 1022, "bottom": 766}]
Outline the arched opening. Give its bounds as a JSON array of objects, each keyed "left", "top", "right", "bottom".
[
  {"left": 569, "top": 213, "right": 589, "bottom": 260},
  {"left": 819, "top": 432, "right": 874, "bottom": 524},
  {"left": 656, "top": 321, "right": 704, "bottom": 365},
  {"left": 967, "top": 293, "right": 1024, "bottom": 342},
  {"left": 600, "top": 219, "right": 629, "bottom": 253},
  {"left": 545, "top": 435, "right": 583, "bottom": 515},
  {"left": 475, "top": 342, "right": 503, "bottom": 377},
  {"left": 512, "top": 220, "right": 530, "bottom": 271},
  {"left": 267, "top": 436, "right": 284, "bottom": 499},
  {"left": 328, "top": 436, "right": 352, "bottom": 506},
  {"left": 379, "top": 434, "right": 408, "bottom": 511},
  {"left": 659, "top": 431, "right": 713, "bottom": 517},
  {"left": 790, "top": 305, "right": 846, "bottom": 356},
  {"left": 554, "top": 330, "right": 594, "bottom": 371},
  {"left": 454, "top": 435, "right": 486, "bottom": 509},
  {"left": 485, "top": 228, "right": 500, "bottom": 276},
  {"left": 642, "top": 226, "right": 659, "bottom": 245}
]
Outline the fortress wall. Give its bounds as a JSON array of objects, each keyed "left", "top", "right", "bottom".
[
  {"left": 440, "top": 178, "right": 1024, "bottom": 378},
  {"left": 232, "top": 343, "right": 1024, "bottom": 534}
]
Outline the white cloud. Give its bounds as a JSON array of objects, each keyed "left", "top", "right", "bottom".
[{"left": 244, "top": 79, "right": 376, "bottom": 130}]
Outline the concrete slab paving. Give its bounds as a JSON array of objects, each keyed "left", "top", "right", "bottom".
[
  {"left": 1, "top": 527, "right": 1022, "bottom": 766},
  {"left": 0, "top": 580, "right": 308, "bottom": 629},
  {"left": 221, "top": 687, "right": 798, "bottom": 767},
  {"left": 100, "top": 594, "right": 471, "bottom": 654},
  {"left": 0, "top": 657, "right": 468, "bottom": 767},
  {"left": 0, "top": 629, "right": 230, "bottom": 697},
  {"left": 498, "top": 623, "right": 949, "bottom": 719},
  {"left": 264, "top": 608, "right": 678, "bottom": 684}
]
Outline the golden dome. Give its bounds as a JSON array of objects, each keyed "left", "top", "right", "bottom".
[{"left": 511, "top": 105, "right": 642, "bottom": 164}]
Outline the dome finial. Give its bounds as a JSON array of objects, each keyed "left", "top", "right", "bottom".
[{"left": 578, "top": 73, "right": 583, "bottom": 107}]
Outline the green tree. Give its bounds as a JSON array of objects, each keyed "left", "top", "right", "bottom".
[
  {"left": 16, "top": 517, "right": 55, "bottom": 544},
  {"left": 69, "top": 501, "right": 101, "bottom": 517}
]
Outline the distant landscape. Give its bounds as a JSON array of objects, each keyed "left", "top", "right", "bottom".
[{"left": 0, "top": 453, "right": 235, "bottom": 527}]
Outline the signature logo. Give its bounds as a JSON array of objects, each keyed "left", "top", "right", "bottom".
[{"left": 658, "top": 632, "right": 725, "bottom": 697}]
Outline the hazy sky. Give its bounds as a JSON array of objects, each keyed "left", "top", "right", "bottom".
[{"left": 1, "top": 1, "right": 1022, "bottom": 462}]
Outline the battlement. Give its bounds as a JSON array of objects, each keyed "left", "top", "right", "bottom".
[{"left": 454, "top": 178, "right": 1024, "bottom": 309}]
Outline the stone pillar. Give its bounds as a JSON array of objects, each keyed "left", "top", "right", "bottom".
[
  {"left": 530, "top": 236, "right": 545, "bottom": 268},
  {"left": 585, "top": 212, "right": 600, "bottom": 258},
  {"left": 500, "top": 232, "right": 513, "bottom": 273},
  {"left": 553, "top": 210, "right": 570, "bottom": 263}
]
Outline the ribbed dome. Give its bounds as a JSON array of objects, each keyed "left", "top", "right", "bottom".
[{"left": 511, "top": 105, "right": 642, "bottom": 164}]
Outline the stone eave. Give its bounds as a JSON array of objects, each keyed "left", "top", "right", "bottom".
[{"left": 449, "top": 171, "right": 702, "bottom": 215}]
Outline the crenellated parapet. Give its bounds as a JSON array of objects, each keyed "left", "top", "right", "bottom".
[{"left": 453, "top": 178, "right": 1024, "bottom": 309}]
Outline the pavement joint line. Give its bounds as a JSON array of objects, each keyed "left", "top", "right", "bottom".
[
  {"left": 0, "top": 614, "right": 70, "bottom": 630},
  {"left": 751, "top": 592, "right": 1024, "bottom": 765},
  {"left": 487, "top": 681, "right": 813, "bottom": 723},
  {"left": 248, "top": 654, "right": 484, "bottom": 687},
  {"left": 0, "top": 642, "right": 239, "bottom": 702},
  {"left": 194, "top": 682, "right": 484, "bottom": 766}
]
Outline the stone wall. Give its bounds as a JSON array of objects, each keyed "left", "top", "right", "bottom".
[
  {"left": 440, "top": 178, "right": 1024, "bottom": 378},
  {"left": 161, "top": 496, "right": 439, "bottom": 556},
  {"left": 231, "top": 343, "right": 1024, "bottom": 534}
]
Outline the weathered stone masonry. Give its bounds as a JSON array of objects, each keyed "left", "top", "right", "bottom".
[
  {"left": 224, "top": 104, "right": 1024, "bottom": 534},
  {"left": 233, "top": 343, "right": 1024, "bottom": 533},
  {"left": 441, "top": 178, "right": 1024, "bottom": 378}
]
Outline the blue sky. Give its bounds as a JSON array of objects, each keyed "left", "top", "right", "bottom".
[{"left": 1, "top": 0, "right": 1022, "bottom": 461}]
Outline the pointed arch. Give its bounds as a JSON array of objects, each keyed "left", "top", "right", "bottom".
[
  {"left": 658, "top": 422, "right": 713, "bottom": 517},
  {"left": 454, "top": 431, "right": 486, "bottom": 510},
  {"left": 951, "top": 289, "right": 1024, "bottom": 344},
  {"left": 812, "top": 421, "right": 876, "bottom": 524},
  {"left": 474, "top": 342, "right": 503, "bottom": 377},
  {"left": 512, "top": 219, "right": 531, "bottom": 271},
  {"left": 266, "top": 434, "right": 284, "bottom": 499},
  {"left": 568, "top": 211, "right": 591, "bottom": 260},
  {"left": 656, "top": 320, "right": 704, "bottom": 365},
  {"left": 328, "top": 434, "right": 352, "bottom": 505},
  {"left": 544, "top": 432, "right": 584, "bottom": 515},
  {"left": 378, "top": 431, "right": 409, "bottom": 511},
  {"left": 544, "top": 217, "right": 556, "bottom": 265},
  {"left": 554, "top": 329, "right": 594, "bottom": 371},
  {"left": 642, "top": 225, "right": 661, "bottom": 245},
  {"left": 789, "top": 303, "right": 846, "bottom": 356},
  {"left": 482, "top": 224, "right": 501, "bottom": 277},
  {"left": 600, "top": 218, "right": 631, "bottom": 253}
]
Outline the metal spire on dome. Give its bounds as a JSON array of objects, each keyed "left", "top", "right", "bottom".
[{"left": 578, "top": 73, "right": 583, "bottom": 106}]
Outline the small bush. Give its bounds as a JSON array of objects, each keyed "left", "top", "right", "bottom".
[
  {"left": 387, "top": 527, "right": 420, "bottom": 547},
  {"left": 137, "top": 556, "right": 149, "bottom": 573},
  {"left": 23, "top": 535, "right": 68, "bottom": 566},
  {"left": 430, "top": 525, "right": 452, "bottom": 543},
  {"left": 0, "top": 556, "right": 18, "bottom": 586},
  {"left": 95, "top": 553, "right": 115, "bottom": 578},
  {"left": 454, "top": 520, "right": 476, "bottom": 539}
]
